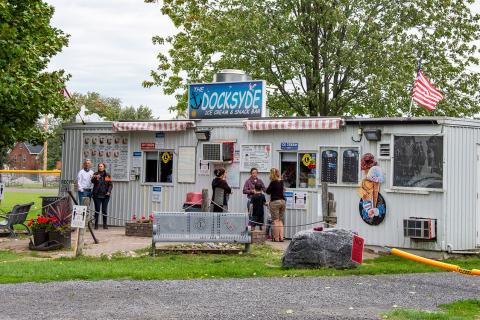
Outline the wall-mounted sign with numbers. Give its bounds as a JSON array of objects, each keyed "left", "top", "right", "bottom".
[
  {"left": 82, "top": 133, "right": 129, "bottom": 181},
  {"left": 240, "top": 144, "right": 272, "bottom": 172}
]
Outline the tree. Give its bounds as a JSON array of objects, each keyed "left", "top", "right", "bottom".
[
  {"left": 145, "top": 0, "right": 480, "bottom": 117},
  {"left": 72, "top": 92, "right": 155, "bottom": 121},
  {"left": 0, "top": 0, "right": 75, "bottom": 151}
]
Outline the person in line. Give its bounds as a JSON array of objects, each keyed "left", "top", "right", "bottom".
[
  {"left": 77, "top": 159, "right": 94, "bottom": 206},
  {"left": 250, "top": 183, "right": 266, "bottom": 231},
  {"left": 242, "top": 167, "right": 266, "bottom": 212},
  {"left": 211, "top": 168, "right": 231, "bottom": 212},
  {"left": 92, "top": 163, "right": 113, "bottom": 229},
  {"left": 266, "top": 168, "right": 286, "bottom": 242}
]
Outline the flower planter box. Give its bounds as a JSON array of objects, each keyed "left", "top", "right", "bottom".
[
  {"left": 48, "top": 230, "right": 72, "bottom": 249},
  {"left": 125, "top": 222, "right": 152, "bottom": 237},
  {"left": 32, "top": 229, "right": 48, "bottom": 246}
]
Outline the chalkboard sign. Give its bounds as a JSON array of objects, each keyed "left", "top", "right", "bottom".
[
  {"left": 342, "top": 149, "right": 359, "bottom": 183},
  {"left": 393, "top": 135, "right": 443, "bottom": 189},
  {"left": 321, "top": 150, "right": 338, "bottom": 183}
]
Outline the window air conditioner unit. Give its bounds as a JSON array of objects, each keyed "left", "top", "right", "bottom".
[
  {"left": 202, "top": 142, "right": 235, "bottom": 162},
  {"left": 403, "top": 218, "right": 436, "bottom": 240}
]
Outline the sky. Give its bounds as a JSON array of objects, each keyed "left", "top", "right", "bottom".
[{"left": 47, "top": 1, "right": 480, "bottom": 119}]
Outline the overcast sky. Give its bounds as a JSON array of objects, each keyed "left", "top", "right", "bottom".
[{"left": 47, "top": 0, "right": 480, "bottom": 119}]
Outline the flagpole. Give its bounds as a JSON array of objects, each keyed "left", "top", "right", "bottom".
[{"left": 409, "top": 55, "right": 423, "bottom": 118}]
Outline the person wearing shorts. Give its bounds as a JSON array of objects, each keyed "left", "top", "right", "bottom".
[{"left": 266, "top": 168, "right": 286, "bottom": 242}]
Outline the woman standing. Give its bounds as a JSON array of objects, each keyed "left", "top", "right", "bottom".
[
  {"left": 242, "top": 167, "right": 266, "bottom": 212},
  {"left": 91, "top": 163, "right": 113, "bottom": 229},
  {"left": 266, "top": 168, "right": 286, "bottom": 242},
  {"left": 211, "top": 168, "right": 232, "bottom": 212}
]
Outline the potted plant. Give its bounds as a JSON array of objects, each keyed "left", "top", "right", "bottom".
[
  {"left": 27, "top": 216, "right": 57, "bottom": 246},
  {"left": 44, "top": 198, "right": 72, "bottom": 248}
]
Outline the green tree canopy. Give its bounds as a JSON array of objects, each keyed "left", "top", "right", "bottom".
[
  {"left": 72, "top": 92, "right": 155, "bottom": 121},
  {"left": 145, "top": 0, "right": 480, "bottom": 117},
  {"left": 0, "top": 0, "right": 75, "bottom": 150}
]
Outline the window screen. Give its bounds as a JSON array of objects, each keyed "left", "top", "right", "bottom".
[
  {"left": 341, "top": 149, "right": 359, "bottom": 183},
  {"left": 321, "top": 150, "right": 338, "bottom": 183},
  {"left": 393, "top": 136, "right": 443, "bottom": 188}
]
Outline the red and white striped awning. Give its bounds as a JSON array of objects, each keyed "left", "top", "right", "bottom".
[
  {"left": 243, "top": 118, "right": 342, "bottom": 131},
  {"left": 112, "top": 121, "right": 196, "bottom": 132}
]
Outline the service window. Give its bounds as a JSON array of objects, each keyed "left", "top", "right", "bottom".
[
  {"left": 144, "top": 151, "right": 174, "bottom": 183},
  {"left": 280, "top": 153, "right": 297, "bottom": 188},
  {"left": 393, "top": 135, "right": 443, "bottom": 189},
  {"left": 280, "top": 152, "right": 317, "bottom": 188},
  {"left": 320, "top": 146, "right": 360, "bottom": 184}
]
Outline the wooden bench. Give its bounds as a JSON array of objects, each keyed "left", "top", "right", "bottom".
[
  {"left": 0, "top": 202, "right": 34, "bottom": 237},
  {"left": 151, "top": 211, "right": 251, "bottom": 256}
]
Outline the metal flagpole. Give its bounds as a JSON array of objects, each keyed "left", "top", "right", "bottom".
[{"left": 409, "top": 55, "right": 423, "bottom": 118}]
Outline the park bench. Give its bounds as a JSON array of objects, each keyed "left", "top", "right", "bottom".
[
  {"left": 0, "top": 202, "right": 34, "bottom": 237},
  {"left": 151, "top": 211, "right": 251, "bottom": 256}
]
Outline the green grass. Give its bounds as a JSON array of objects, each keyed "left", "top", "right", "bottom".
[
  {"left": 0, "top": 246, "right": 479, "bottom": 284},
  {"left": 0, "top": 191, "right": 56, "bottom": 218},
  {"left": 384, "top": 299, "right": 480, "bottom": 319}
]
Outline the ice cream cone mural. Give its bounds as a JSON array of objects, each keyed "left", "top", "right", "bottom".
[{"left": 357, "top": 153, "right": 387, "bottom": 225}]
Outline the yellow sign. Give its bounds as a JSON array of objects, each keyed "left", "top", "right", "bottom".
[
  {"left": 301, "top": 153, "right": 315, "bottom": 167},
  {"left": 162, "top": 152, "right": 172, "bottom": 164}
]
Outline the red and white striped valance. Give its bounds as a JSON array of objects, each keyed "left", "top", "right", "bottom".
[
  {"left": 243, "top": 118, "right": 342, "bottom": 131},
  {"left": 112, "top": 121, "right": 196, "bottom": 132}
]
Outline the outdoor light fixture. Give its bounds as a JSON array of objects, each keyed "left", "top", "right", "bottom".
[
  {"left": 363, "top": 129, "right": 382, "bottom": 141},
  {"left": 195, "top": 129, "right": 211, "bottom": 141}
]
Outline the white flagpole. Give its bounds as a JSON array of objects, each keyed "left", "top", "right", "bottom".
[{"left": 409, "top": 55, "right": 423, "bottom": 118}]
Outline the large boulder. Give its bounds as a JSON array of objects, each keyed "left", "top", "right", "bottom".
[{"left": 282, "top": 229, "right": 357, "bottom": 269}]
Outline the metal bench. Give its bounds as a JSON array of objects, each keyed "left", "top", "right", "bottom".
[
  {"left": 151, "top": 212, "right": 251, "bottom": 256},
  {"left": 0, "top": 202, "right": 34, "bottom": 237}
]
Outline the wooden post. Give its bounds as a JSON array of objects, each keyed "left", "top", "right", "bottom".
[
  {"left": 201, "top": 189, "right": 209, "bottom": 212},
  {"left": 321, "top": 183, "right": 329, "bottom": 219},
  {"left": 74, "top": 197, "right": 88, "bottom": 257}
]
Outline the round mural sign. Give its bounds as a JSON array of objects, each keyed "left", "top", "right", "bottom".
[{"left": 358, "top": 193, "right": 386, "bottom": 225}]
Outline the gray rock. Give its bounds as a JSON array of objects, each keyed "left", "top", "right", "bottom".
[{"left": 282, "top": 228, "right": 357, "bottom": 269}]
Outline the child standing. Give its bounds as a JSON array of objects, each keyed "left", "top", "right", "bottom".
[{"left": 250, "top": 184, "right": 266, "bottom": 230}]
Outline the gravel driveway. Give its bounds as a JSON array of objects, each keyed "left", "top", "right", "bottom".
[{"left": 0, "top": 273, "right": 478, "bottom": 319}]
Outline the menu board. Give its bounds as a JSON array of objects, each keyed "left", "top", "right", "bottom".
[
  {"left": 240, "top": 144, "right": 272, "bottom": 172},
  {"left": 82, "top": 133, "right": 129, "bottom": 181}
]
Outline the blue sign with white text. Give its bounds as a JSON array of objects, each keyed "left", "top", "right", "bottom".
[
  {"left": 281, "top": 142, "right": 299, "bottom": 150},
  {"left": 188, "top": 81, "right": 266, "bottom": 119}
]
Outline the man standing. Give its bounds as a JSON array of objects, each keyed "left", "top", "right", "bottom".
[{"left": 77, "top": 159, "right": 94, "bottom": 205}]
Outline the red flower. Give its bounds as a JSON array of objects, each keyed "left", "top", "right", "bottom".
[{"left": 27, "top": 219, "right": 34, "bottom": 227}]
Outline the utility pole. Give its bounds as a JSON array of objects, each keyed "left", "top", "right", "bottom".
[{"left": 43, "top": 115, "right": 48, "bottom": 170}]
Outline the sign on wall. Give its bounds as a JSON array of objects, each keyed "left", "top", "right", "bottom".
[
  {"left": 240, "top": 144, "right": 272, "bottom": 172},
  {"left": 178, "top": 147, "right": 196, "bottom": 183},
  {"left": 293, "top": 191, "right": 308, "bottom": 210},
  {"left": 82, "top": 133, "right": 129, "bottom": 181},
  {"left": 281, "top": 142, "right": 299, "bottom": 151},
  {"left": 155, "top": 132, "right": 165, "bottom": 149},
  {"left": 188, "top": 81, "right": 266, "bottom": 119},
  {"left": 199, "top": 160, "right": 210, "bottom": 176},
  {"left": 284, "top": 191, "right": 294, "bottom": 209},
  {"left": 152, "top": 186, "right": 162, "bottom": 203}
]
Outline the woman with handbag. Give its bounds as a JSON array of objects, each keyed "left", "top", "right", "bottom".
[{"left": 91, "top": 162, "right": 113, "bottom": 229}]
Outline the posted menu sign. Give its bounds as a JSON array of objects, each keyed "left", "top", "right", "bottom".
[
  {"left": 188, "top": 81, "right": 266, "bottom": 119},
  {"left": 240, "top": 144, "right": 272, "bottom": 173},
  {"left": 82, "top": 133, "right": 129, "bottom": 181}
]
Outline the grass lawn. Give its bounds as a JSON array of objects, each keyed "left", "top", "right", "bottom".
[
  {"left": 384, "top": 299, "right": 480, "bottom": 319},
  {"left": 0, "top": 191, "right": 57, "bottom": 220},
  {"left": 0, "top": 246, "right": 479, "bottom": 284}
]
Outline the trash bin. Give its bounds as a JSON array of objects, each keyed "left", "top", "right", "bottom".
[{"left": 183, "top": 192, "right": 203, "bottom": 212}]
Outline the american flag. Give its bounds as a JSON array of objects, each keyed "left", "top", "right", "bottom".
[{"left": 412, "top": 70, "right": 443, "bottom": 111}]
